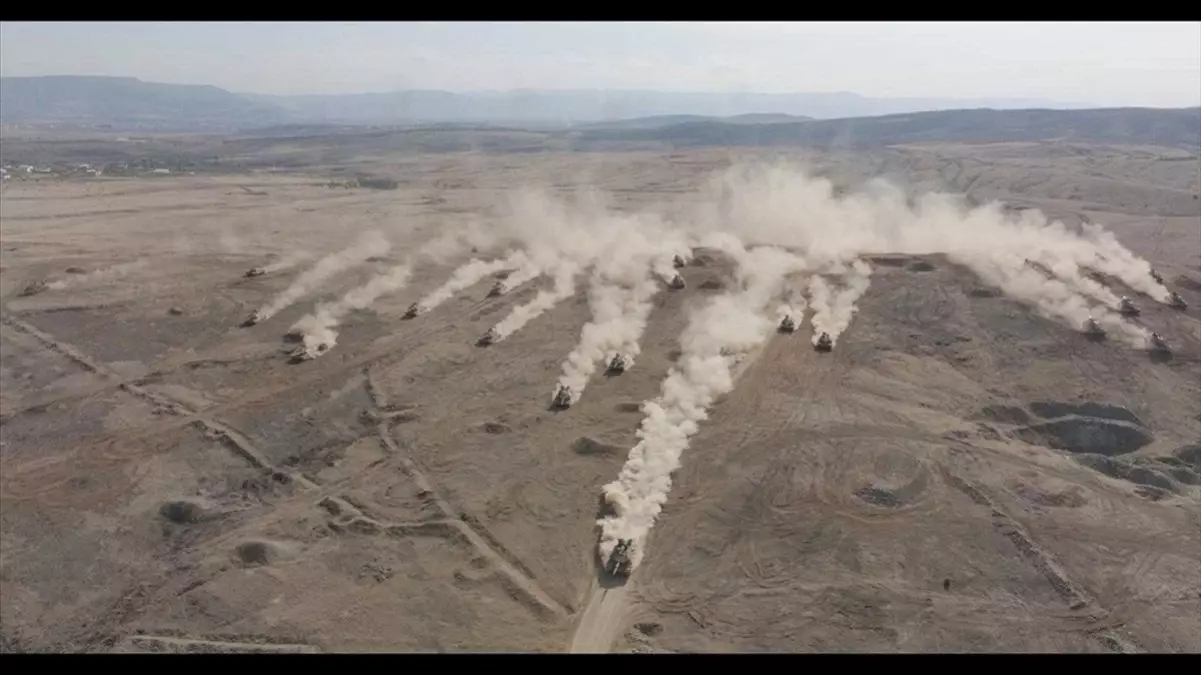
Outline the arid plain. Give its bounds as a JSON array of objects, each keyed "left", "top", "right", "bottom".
[{"left": 1, "top": 139, "right": 1199, "bottom": 653}]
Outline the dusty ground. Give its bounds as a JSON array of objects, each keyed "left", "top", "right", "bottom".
[{"left": 1, "top": 142, "right": 1199, "bottom": 653}]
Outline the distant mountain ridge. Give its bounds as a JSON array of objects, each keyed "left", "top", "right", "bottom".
[
  {"left": 2, "top": 75, "right": 1103, "bottom": 131},
  {"left": 0, "top": 76, "right": 287, "bottom": 130},
  {"left": 581, "top": 107, "right": 1201, "bottom": 151}
]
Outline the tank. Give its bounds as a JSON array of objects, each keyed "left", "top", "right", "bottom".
[
  {"left": 551, "top": 385, "right": 573, "bottom": 409},
  {"left": 242, "top": 310, "right": 263, "bottom": 327},
  {"left": 1117, "top": 296, "right": 1140, "bottom": 316},
  {"left": 814, "top": 332, "right": 833, "bottom": 352},
  {"left": 289, "top": 342, "right": 329, "bottom": 363},
  {"left": 1083, "top": 317, "right": 1106, "bottom": 337},
  {"left": 403, "top": 303, "right": 420, "bottom": 319},
  {"left": 244, "top": 267, "right": 266, "bottom": 278},
  {"left": 606, "top": 539, "right": 633, "bottom": 577},
  {"left": 668, "top": 273, "right": 686, "bottom": 290},
  {"left": 1024, "top": 259, "right": 1052, "bottom": 277},
  {"left": 1150, "top": 269, "right": 1164, "bottom": 284},
  {"left": 18, "top": 280, "right": 47, "bottom": 297},
  {"left": 778, "top": 315, "right": 796, "bottom": 333},
  {"left": 487, "top": 280, "right": 506, "bottom": 297},
  {"left": 672, "top": 254, "right": 687, "bottom": 269},
  {"left": 477, "top": 327, "right": 498, "bottom": 347},
  {"left": 1149, "top": 332, "right": 1169, "bottom": 352},
  {"left": 1168, "top": 292, "right": 1188, "bottom": 310},
  {"left": 607, "top": 353, "right": 628, "bottom": 374}
]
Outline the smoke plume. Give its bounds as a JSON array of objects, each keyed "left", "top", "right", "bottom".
[
  {"left": 597, "top": 245, "right": 805, "bottom": 570},
  {"left": 261, "top": 251, "right": 314, "bottom": 274},
  {"left": 254, "top": 230, "right": 390, "bottom": 322},
  {"left": 416, "top": 250, "right": 529, "bottom": 312},
  {"left": 491, "top": 261, "right": 582, "bottom": 341},
  {"left": 808, "top": 259, "right": 872, "bottom": 345}
]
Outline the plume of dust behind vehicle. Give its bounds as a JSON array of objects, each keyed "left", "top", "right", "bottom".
[
  {"left": 244, "top": 230, "right": 391, "bottom": 326},
  {"left": 44, "top": 260, "right": 148, "bottom": 291},
  {"left": 555, "top": 216, "right": 685, "bottom": 405},
  {"left": 284, "top": 226, "right": 493, "bottom": 358},
  {"left": 682, "top": 162, "right": 1170, "bottom": 330},
  {"left": 806, "top": 258, "right": 872, "bottom": 349},
  {"left": 597, "top": 244, "right": 807, "bottom": 574}
]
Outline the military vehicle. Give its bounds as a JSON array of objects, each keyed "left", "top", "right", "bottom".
[
  {"left": 672, "top": 254, "right": 687, "bottom": 269},
  {"left": 1148, "top": 332, "right": 1170, "bottom": 352},
  {"left": 1024, "top": 259, "right": 1053, "bottom": 277},
  {"left": 487, "top": 280, "right": 506, "bottom": 297},
  {"left": 668, "top": 273, "right": 686, "bottom": 290},
  {"left": 1150, "top": 268, "right": 1164, "bottom": 284},
  {"left": 551, "top": 385, "right": 573, "bottom": 409},
  {"left": 1168, "top": 292, "right": 1188, "bottom": 310},
  {"left": 1082, "top": 316, "right": 1106, "bottom": 338},
  {"left": 244, "top": 267, "right": 266, "bottom": 278},
  {"left": 606, "top": 539, "right": 633, "bottom": 577},
  {"left": 477, "top": 327, "right": 498, "bottom": 347},
  {"left": 1118, "top": 296, "right": 1140, "bottom": 316},
  {"left": 814, "top": 332, "right": 833, "bottom": 351},
  {"left": 242, "top": 310, "right": 263, "bottom": 327},
  {"left": 18, "top": 280, "right": 47, "bottom": 297},
  {"left": 403, "top": 303, "right": 420, "bottom": 319},
  {"left": 778, "top": 315, "right": 796, "bottom": 333},
  {"left": 607, "top": 353, "right": 628, "bottom": 374},
  {"left": 289, "top": 342, "right": 329, "bottom": 363}
]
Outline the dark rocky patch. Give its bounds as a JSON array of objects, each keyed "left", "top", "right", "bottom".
[
  {"left": 906, "top": 260, "right": 936, "bottom": 272},
  {"left": 167, "top": 306, "right": 184, "bottom": 316},
  {"left": 854, "top": 487, "right": 901, "bottom": 508},
  {"left": 64, "top": 267, "right": 86, "bottom": 274},
  {"left": 234, "top": 540, "right": 277, "bottom": 566},
  {"left": 481, "top": 421, "right": 510, "bottom": 434},
  {"left": 1011, "top": 481, "right": 1087, "bottom": 508},
  {"left": 1167, "top": 467, "right": 1201, "bottom": 486},
  {"left": 1074, "top": 454, "right": 1177, "bottom": 493},
  {"left": 572, "top": 436, "right": 621, "bottom": 457},
  {"left": 869, "top": 255, "right": 909, "bottom": 267},
  {"left": 634, "top": 622, "right": 663, "bottom": 636},
  {"left": 1013, "top": 416, "right": 1152, "bottom": 456},
  {"left": 968, "top": 287, "right": 1002, "bottom": 298},
  {"left": 1029, "top": 401, "right": 1142, "bottom": 426},
  {"left": 1174, "top": 275, "right": 1201, "bottom": 292},
  {"left": 159, "top": 499, "right": 208, "bottom": 525},
  {"left": 698, "top": 277, "right": 725, "bottom": 290},
  {"left": 978, "top": 405, "right": 1030, "bottom": 425},
  {"left": 616, "top": 402, "right": 642, "bottom": 413},
  {"left": 1173, "top": 443, "right": 1200, "bottom": 468}
]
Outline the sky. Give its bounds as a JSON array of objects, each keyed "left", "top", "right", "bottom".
[{"left": 1, "top": 22, "right": 1199, "bottom": 107}]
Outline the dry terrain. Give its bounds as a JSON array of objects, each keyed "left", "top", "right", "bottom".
[{"left": 1, "top": 140, "right": 1199, "bottom": 653}]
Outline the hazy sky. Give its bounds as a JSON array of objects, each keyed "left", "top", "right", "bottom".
[{"left": 2, "top": 22, "right": 1198, "bottom": 107}]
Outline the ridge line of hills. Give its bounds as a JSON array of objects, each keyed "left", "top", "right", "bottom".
[{"left": 1, "top": 76, "right": 1198, "bottom": 151}]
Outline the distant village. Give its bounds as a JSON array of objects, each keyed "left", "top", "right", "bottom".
[{"left": 0, "top": 158, "right": 213, "bottom": 182}]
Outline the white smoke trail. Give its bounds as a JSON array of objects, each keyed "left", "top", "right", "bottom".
[
  {"left": 46, "top": 260, "right": 148, "bottom": 290},
  {"left": 416, "top": 250, "right": 530, "bottom": 312},
  {"left": 254, "top": 230, "right": 390, "bottom": 321},
  {"left": 498, "top": 259, "right": 543, "bottom": 294},
  {"left": 287, "top": 227, "right": 492, "bottom": 354},
  {"left": 597, "top": 246, "right": 805, "bottom": 570},
  {"left": 557, "top": 274, "right": 660, "bottom": 403},
  {"left": 776, "top": 277, "right": 810, "bottom": 326},
  {"left": 491, "top": 261, "right": 582, "bottom": 341},
  {"left": 954, "top": 249, "right": 1149, "bottom": 347},
  {"left": 808, "top": 259, "right": 872, "bottom": 346},
  {"left": 262, "top": 251, "right": 314, "bottom": 274},
  {"left": 288, "top": 264, "right": 413, "bottom": 354},
  {"left": 1081, "top": 223, "right": 1171, "bottom": 303}
]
